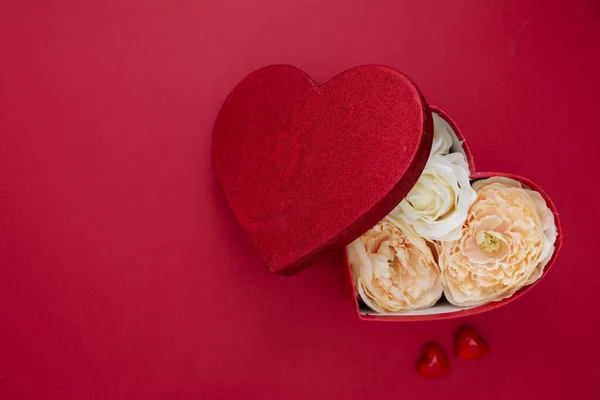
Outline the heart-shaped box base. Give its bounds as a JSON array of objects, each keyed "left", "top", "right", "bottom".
[{"left": 342, "top": 107, "right": 563, "bottom": 321}]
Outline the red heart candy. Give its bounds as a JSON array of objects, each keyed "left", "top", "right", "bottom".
[
  {"left": 416, "top": 343, "right": 450, "bottom": 378},
  {"left": 213, "top": 65, "right": 432, "bottom": 274},
  {"left": 455, "top": 326, "right": 490, "bottom": 360}
]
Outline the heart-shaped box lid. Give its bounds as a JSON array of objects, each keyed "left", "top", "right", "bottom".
[{"left": 213, "top": 65, "right": 433, "bottom": 275}]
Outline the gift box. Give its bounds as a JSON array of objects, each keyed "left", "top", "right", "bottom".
[{"left": 212, "top": 65, "right": 563, "bottom": 321}]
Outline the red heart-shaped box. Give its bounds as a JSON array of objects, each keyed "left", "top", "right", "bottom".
[{"left": 213, "top": 65, "right": 562, "bottom": 320}]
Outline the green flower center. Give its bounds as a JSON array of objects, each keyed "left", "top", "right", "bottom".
[{"left": 479, "top": 232, "right": 500, "bottom": 253}]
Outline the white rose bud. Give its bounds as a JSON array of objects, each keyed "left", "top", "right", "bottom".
[
  {"left": 389, "top": 113, "right": 476, "bottom": 241},
  {"left": 390, "top": 152, "right": 476, "bottom": 241},
  {"left": 430, "top": 113, "right": 454, "bottom": 156}
]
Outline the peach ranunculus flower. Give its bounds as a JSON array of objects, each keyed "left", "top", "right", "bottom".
[
  {"left": 439, "top": 177, "right": 557, "bottom": 307},
  {"left": 389, "top": 113, "right": 476, "bottom": 241},
  {"left": 347, "top": 217, "right": 443, "bottom": 313}
]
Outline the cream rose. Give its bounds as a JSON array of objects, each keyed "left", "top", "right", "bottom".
[
  {"left": 430, "top": 112, "right": 454, "bottom": 156},
  {"left": 348, "top": 217, "right": 442, "bottom": 313},
  {"left": 439, "top": 177, "right": 557, "bottom": 307},
  {"left": 389, "top": 113, "right": 476, "bottom": 241}
]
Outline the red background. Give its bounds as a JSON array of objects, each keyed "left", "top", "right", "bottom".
[{"left": 1, "top": 0, "right": 599, "bottom": 398}]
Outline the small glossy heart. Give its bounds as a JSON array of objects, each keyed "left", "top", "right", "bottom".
[
  {"left": 416, "top": 343, "right": 450, "bottom": 378},
  {"left": 455, "top": 326, "right": 490, "bottom": 360}
]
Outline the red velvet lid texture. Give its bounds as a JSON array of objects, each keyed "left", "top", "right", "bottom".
[{"left": 213, "top": 65, "right": 433, "bottom": 275}]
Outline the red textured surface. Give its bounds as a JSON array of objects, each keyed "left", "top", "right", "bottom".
[
  {"left": 213, "top": 65, "right": 431, "bottom": 274},
  {"left": 1, "top": 1, "right": 599, "bottom": 399}
]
